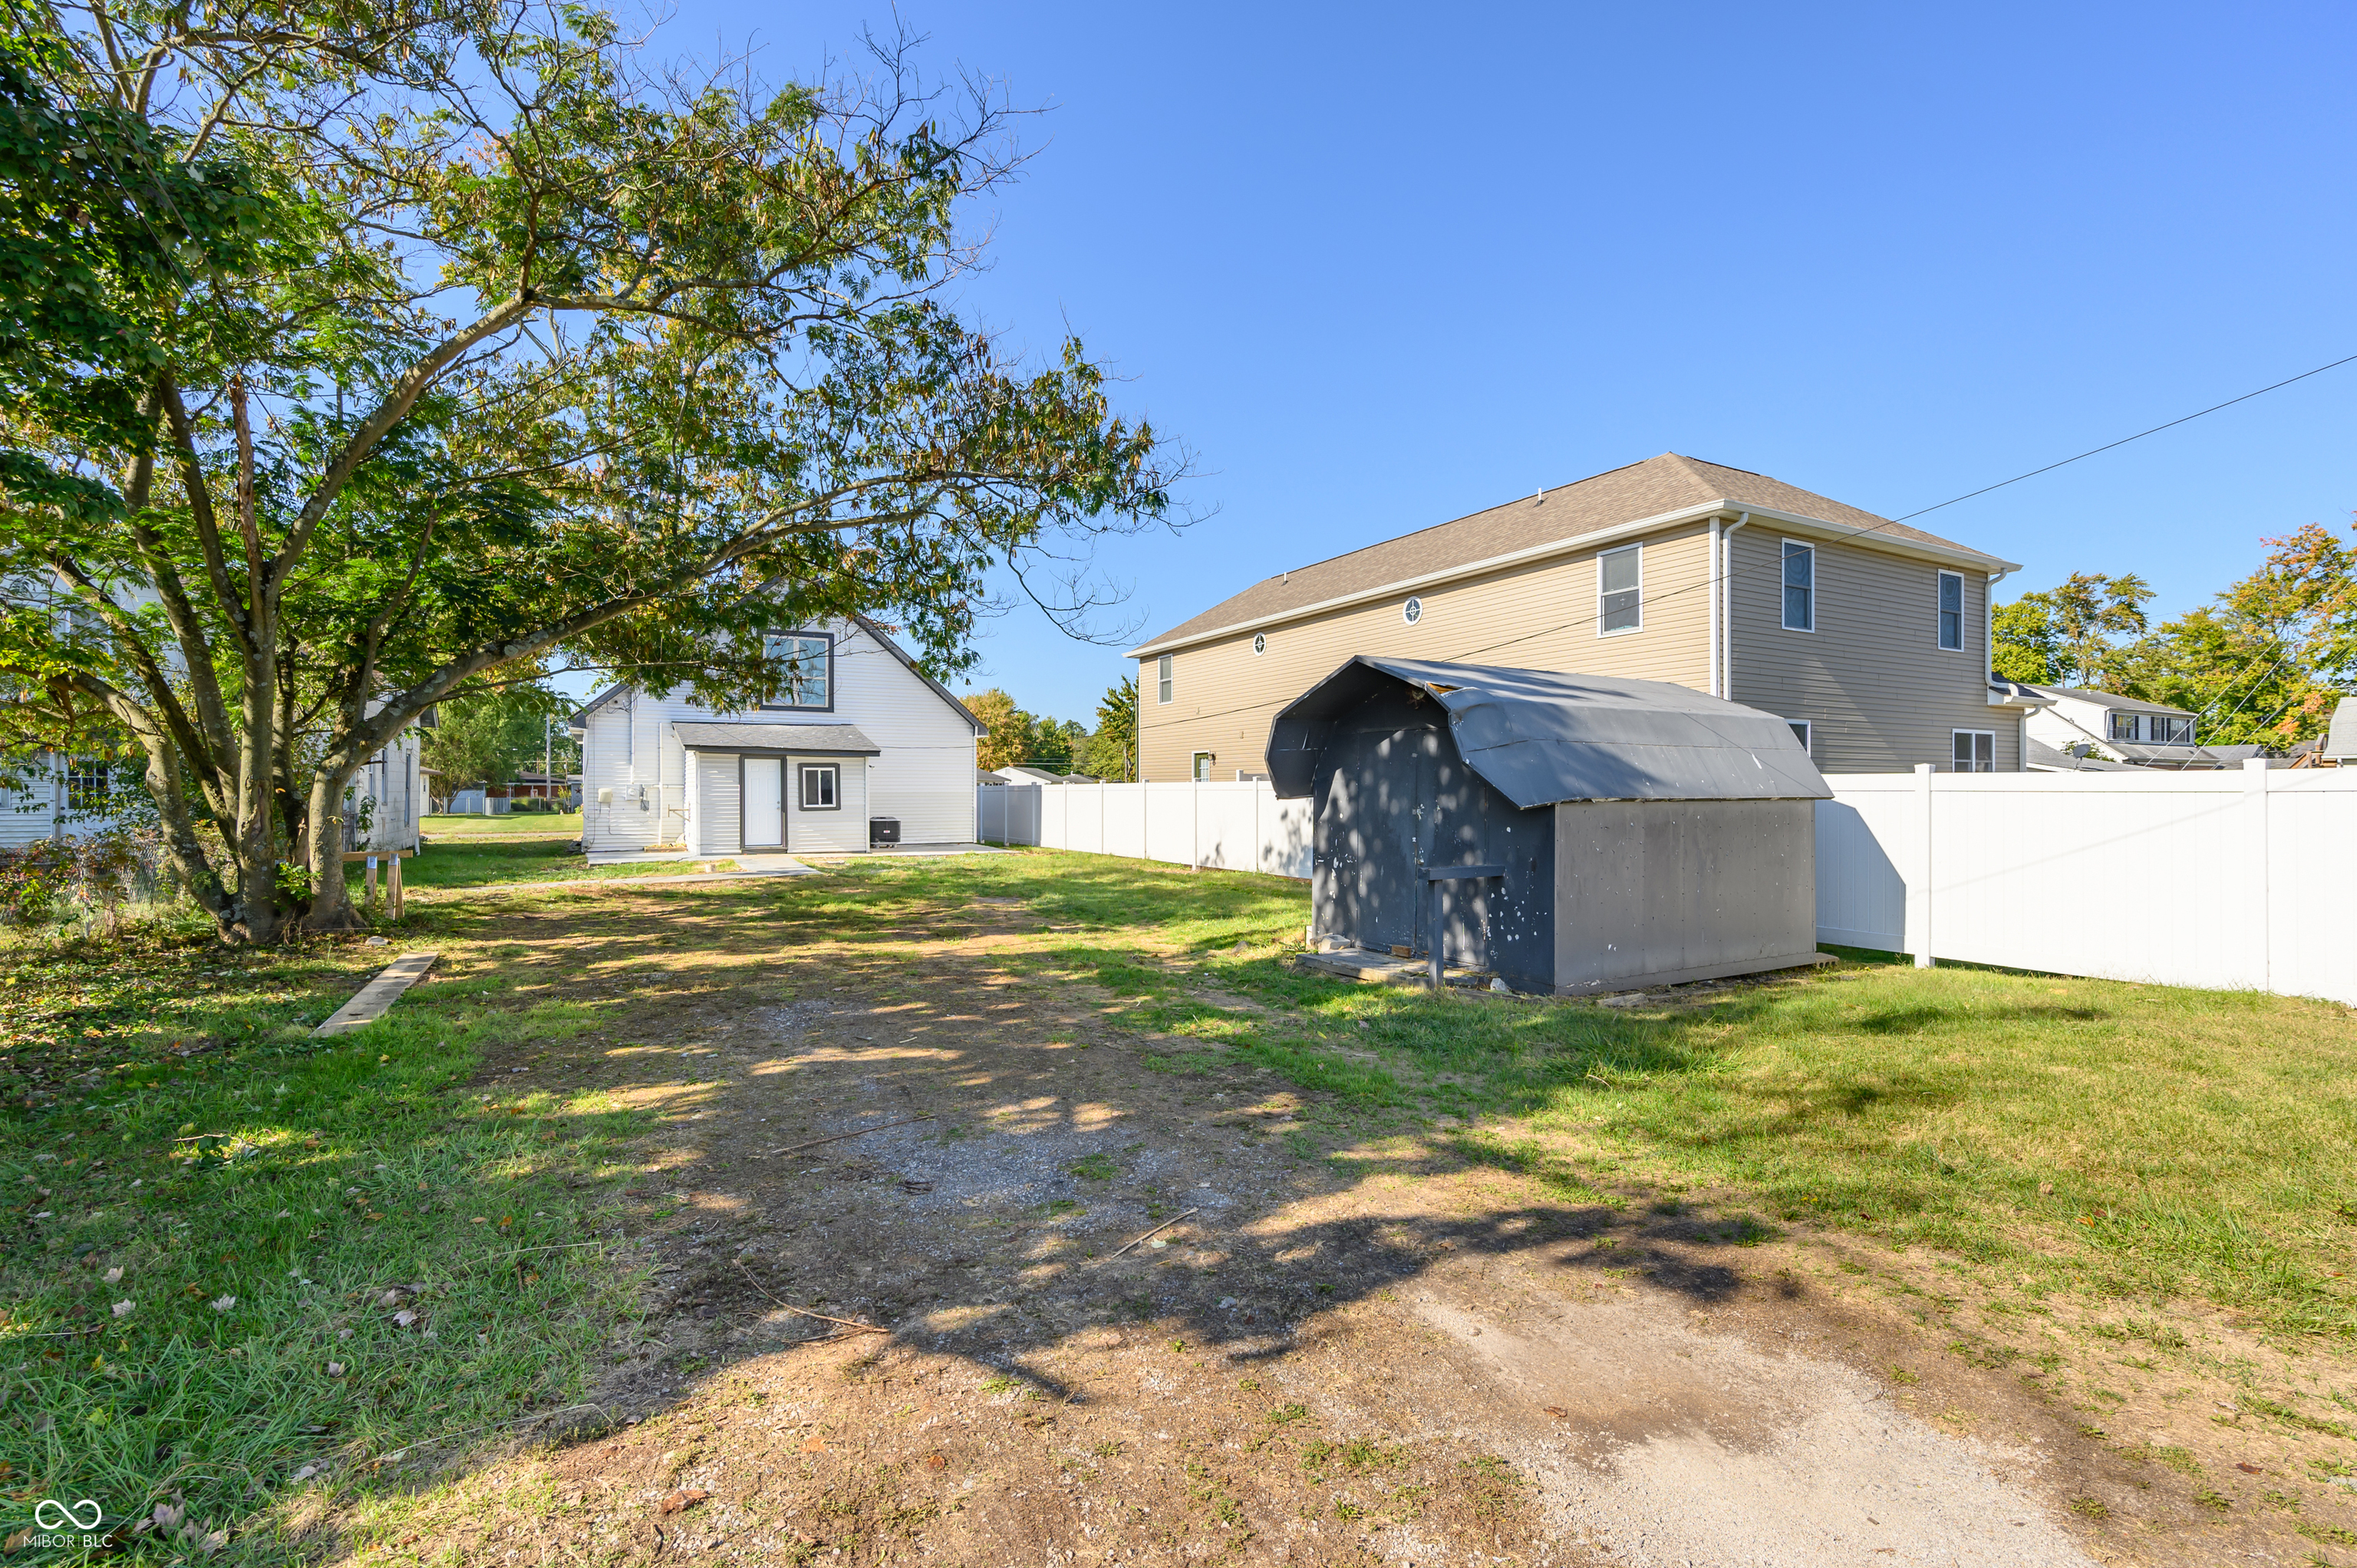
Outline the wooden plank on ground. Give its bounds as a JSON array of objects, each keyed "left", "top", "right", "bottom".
[{"left": 314, "top": 952, "right": 439, "bottom": 1036}]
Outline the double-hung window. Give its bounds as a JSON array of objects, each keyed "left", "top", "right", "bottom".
[
  {"left": 1782, "top": 542, "right": 1815, "bottom": 631},
  {"left": 760, "top": 631, "right": 833, "bottom": 710},
  {"left": 1937, "top": 572, "right": 1964, "bottom": 651},
  {"left": 1597, "top": 544, "right": 1642, "bottom": 634},
  {"left": 64, "top": 757, "right": 109, "bottom": 815},
  {"left": 2108, "top": 711, "right": 2139, "bottom": 742},
  {"left": 798, "top": 763, "right": 839, "bottom": 809},
  {"left": 1156, "top": 654, "right": 1173, "bottom": 704},
  {"left": 1952, "top": 730, "right": 1995, "bottom": 772}
]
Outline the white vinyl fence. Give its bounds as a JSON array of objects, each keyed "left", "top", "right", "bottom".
[
  {"left": 981, "top": 761, "right": 2357, "bottom": 1003},
  {"left": 978, "top": 780, "right": 1314, "bottom": 878},
  {"left": 1815, "top": 761, "right": 2355, "bottom": 1003}
]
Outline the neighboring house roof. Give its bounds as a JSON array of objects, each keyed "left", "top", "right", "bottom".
[
  {"left": 1268, "top": 656, "right": 1831, "bottom": 807},
  {"left": 990, "top": 766, "right": 1101, "bottom": 785},
  {"left": 1132, "top": 453, "right": 2019, "bottom": 657},
  {"left": 2326, "top": 697, "right": 2357, "bottom": 761},
  {"left": 1987, "top": 678, "right": 2053, "bottom": 709},
  {"left": 2023, "top": 684, "right": 2196, "bottom": 718},
  {"left": 671, "top": 721, "right": 881, "bottom": 756},
  {"left": 569, "top": 614, "right": 984, "bottom": 734},
  {"left": 2026, "top": 740, "right": 2140, "bottom": 772}
]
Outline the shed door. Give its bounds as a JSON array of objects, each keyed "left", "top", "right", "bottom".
[{"left": 743, "top": 756, "right": 785, "bottom": 848}]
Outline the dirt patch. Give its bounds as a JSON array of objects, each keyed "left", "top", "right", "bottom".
[{"left": 333, "top": 881, "right": 2344, "bottom": 1566}]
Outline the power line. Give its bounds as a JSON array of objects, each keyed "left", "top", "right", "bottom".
[
  {"left": 1891, "top": 351, "right": 2357, "bottom": 524},
  {"left": 1139, "top": 355, "right": 2357, "bottom": 736}
]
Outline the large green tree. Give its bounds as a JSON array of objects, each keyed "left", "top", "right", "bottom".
[
  {"left": 417, "top": 684, "right": 569, "bottom": 796},
  {"left": 0, "top": 1, "right": 1172, "bottom": 942},
  {"left": 1990, "top": 572, "right": 2152, "bottom": 688},
  {"left": 2123, "top": 523, "right": 2355, "bottom": 748}
]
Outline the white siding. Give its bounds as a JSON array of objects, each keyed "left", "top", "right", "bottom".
[
  {"left": 687, "top": 752, "right": 741, "bottom": 856},
  {"left": 0, "top": 759, "right": 60, "bottom": 848},
  {"left": 576, "top": 618, "right": 978, "bottom": 854},
  {"left": 787, "top": 757, "right": 868, "bottom": 853},
  {"left": 830, "top": 624, "right": 977, "bottom": 843}
]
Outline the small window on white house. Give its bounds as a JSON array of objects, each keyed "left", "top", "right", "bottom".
[
  {"left": 1937, "top": 572, "right": 1964, "bottom": 651},
  {"left": 1782, "top": 542, "right": 1815, "bottom": 631},
  {"left": 2108, "top": 711, "right": 2138, "bottom": 742},
  {"left": 1952, "top": 730, "right": 1995, "bottom": 772},
  {"left": 2152, "top": 716, "right": 2192, "bottom": 743},
  {"left": 1788, "top": 720, "right": 1811, "bottom": 754},
  {"left": 64, "top": 757, "right": 110, "bottom": 815},
  {"left": 1192, "top": 752, "right": 1215, "bottom": 781},
  {"left": 798, "top": 763, "right": 839, "bottom": 809},
  {"left": 1156, "top": 654, "right": 1173, "bottom": 704},
  {"left": 1598, "top": 545, "right": 1642, "bottom": 634}
]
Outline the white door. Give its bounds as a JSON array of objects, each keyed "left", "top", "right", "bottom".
[{"left": 743, "top": 756, "right": 784, "bottom": 847}]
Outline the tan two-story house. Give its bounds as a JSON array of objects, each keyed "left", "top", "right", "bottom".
[{"left": 1128, "top": 453, "right": 2033, "bottom": 779}]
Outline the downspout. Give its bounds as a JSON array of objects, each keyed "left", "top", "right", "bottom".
[
  {"left": 1986, "top": 567, "right": 2016, "bottom": 768},
  {"left": 1719, "top": 512, "right": 1751, "bottom": 700},
  {"left": 1706, "top": 517, "right": 1720, "bottom": 697}
]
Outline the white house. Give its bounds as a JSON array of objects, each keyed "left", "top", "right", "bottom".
[
  {"left": 0, "top": 723, "right": 423, "bottom": 855},
  {"left": 2022, "top": 684, "right": 2265, "bottom": 770},
  {"left": 572, "top": 614, "right": 984, "bottom": 857}
]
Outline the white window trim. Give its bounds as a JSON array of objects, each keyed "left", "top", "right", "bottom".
[
  {"left": 1951, "top": 730, "right": 1996, "bottom": 773},
  {"left": 797, "top": 763, "right": 841, "bottom": 810},
  {"left": 1936, "top": 569, "right": 1965, "bottom": 653},
  {"left": 1788, "top": 720, "right": 1811, "bottom": 754},
  {"left": 1156, "top": 653, "right": 1173, "bottom": 705},
  {"left": 1251, "top": 633, "right": 1266, "bottom": 656},
  {"left": 1780, "top": 539, "right": 1816, "bottom": 634},
  {"left": 1402, "top": 596, "right": 1422, "bottom": 626},
  {"left": 1596, "top": 543, "right": 1643, "bottom": 637}
]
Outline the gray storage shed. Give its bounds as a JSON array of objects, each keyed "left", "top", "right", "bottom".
[{"left": 1268, "top": 657, "right": 1833, "bottom": 995}]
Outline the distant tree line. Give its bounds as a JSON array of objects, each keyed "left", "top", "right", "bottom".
[
  {"left": 1993, "top": 522, "right": 2355, "bottom": 748},
  {"left": 964, "top": 676, "right": 1136, "bottom": 779}
]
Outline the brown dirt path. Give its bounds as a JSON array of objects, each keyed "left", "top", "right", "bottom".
[{"left": 335, "top": 883, "right": 2315, "bottom": 1566}]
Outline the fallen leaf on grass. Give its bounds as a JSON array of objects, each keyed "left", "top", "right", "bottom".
[
  {"left": 925, "top": 1452, "right": 946, "bottom": 1471},
  {"left": 658, "top": 1488, "right": 709, "bottom": 1515},
  {"left": 799, "top": 1435, "right": 826, "bottom": 1454},
  {"left": 2238, "top": 1462, "right": 2264, "bottom": 1474},
  {"left": 1542, "top": 1406, "right": 1567, "bottom": 1418}
]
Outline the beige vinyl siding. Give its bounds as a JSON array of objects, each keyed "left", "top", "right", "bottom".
[
  {"left": 1140, "top": 523, "right": 1713, "bottom": 781},
  {"left": 1725, "top": 529, "right": 2020, "bottom": 772}
]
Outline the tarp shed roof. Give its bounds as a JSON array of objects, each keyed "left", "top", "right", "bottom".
[
  {"left": 1268, "top": 657, "right": 1831, "bottom": 807},
  {"left": 671, "top": 721, "right": 879, "bottom": 756}
]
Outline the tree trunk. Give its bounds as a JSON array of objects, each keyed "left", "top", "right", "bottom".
[{"left": 302, "top": 766, "right": 367, "bottom": 934}]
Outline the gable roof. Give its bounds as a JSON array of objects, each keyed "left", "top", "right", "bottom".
[
  {"left": 1131, "top": 453, "right": 2016, "bottom": 657},
  {"left": 570, "top": 614, "right": 985, "bottom": 734},
  {"left": 1268, "top": 655, "right": 1831, "bottom": 807},
  {"left": 2025, "top": 684, "right": 2196, "bottom": 718}
]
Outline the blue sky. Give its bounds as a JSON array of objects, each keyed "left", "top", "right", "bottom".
[{"left": 644, "top": 0, "right": 2357, "bottom": 724}]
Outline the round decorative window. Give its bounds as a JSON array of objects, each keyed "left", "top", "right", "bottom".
[
  {"left": 1403, "top": 596, "right": 1422, "bottom": 625},
  {"left": 1251, "top": 632, "right": 1266, "bottom": 656}
]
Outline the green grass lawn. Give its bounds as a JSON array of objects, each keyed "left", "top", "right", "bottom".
[
  {"left": 0, "top": 919, "right": 644, "bottom": 1560},
  {"left": 794, "top": 851, "right": 2357, "bottom": 1340},
  {"left": 348, "top": 836, "right": 731, "bottom": 894},
  {"left": 6, "top": 847, "right": 2353, "bottom": 1556},
  {"left": 420, "top": 811, "right": 581, "bottom": 838}
]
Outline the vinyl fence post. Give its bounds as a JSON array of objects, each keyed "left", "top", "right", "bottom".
[
  {"left": 1913, "top": 763, "right": 1936, "bottom": 968},
  {"left": 2244, "top": 758, "right": 2272, "bottom": 991},
  {"left": 389, "top": 852, "right": 403, "bottom": 921}
]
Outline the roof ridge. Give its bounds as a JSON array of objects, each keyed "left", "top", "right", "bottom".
[{"left": 1258, "top": 453, "right": 1687, "bottom": 582}]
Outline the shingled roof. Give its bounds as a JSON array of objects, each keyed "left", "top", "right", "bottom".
[{"left": 1132, "top": 453, "right": 2010, "bottom": 656}]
